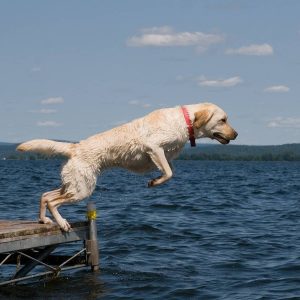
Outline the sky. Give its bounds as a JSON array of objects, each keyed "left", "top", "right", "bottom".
[{"left": 0, "top": 0, "right": 299, "bottom": 145}]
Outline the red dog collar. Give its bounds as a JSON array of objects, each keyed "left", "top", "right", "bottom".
[{"left": 181, "top": 106, "right": 196, "bottom": 147}]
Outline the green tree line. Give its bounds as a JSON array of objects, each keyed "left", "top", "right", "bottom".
[{"left": 1, "top": 143, "right": 300, "bottom": 161}]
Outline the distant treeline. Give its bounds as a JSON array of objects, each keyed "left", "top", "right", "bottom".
[
  {"left": 178, "top": 144, "right": 300, "bottom": 161},
  {"left": 1, "top": 142, "right": 300, "bottom": 161}
]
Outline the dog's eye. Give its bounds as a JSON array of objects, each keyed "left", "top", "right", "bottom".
[{"left": 220, "top": 118, "right": 226, "bottom": 123}]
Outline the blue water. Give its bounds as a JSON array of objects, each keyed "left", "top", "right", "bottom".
[{"left": 0, "top": 160, "right": 300, "bottom": 299}]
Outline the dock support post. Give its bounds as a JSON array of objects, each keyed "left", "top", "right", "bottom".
[{"left": 86, "top": 202, "right": 99, "bottom": 271}]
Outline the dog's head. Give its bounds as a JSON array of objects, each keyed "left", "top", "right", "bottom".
[{"left": 193, "top": 103, "right": 238, "bottom": 144}]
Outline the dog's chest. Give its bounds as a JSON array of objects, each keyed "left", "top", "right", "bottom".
[{"left": 163, "top": 142, "right": 185, "bottom": 160}]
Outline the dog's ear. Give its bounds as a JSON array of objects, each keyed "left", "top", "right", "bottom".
[{"left": 194, "top": 109, "right": 213, "bottom": 129}]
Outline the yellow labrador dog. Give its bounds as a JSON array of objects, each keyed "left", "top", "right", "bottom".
[{"left": 17, "top": 102, "right": 237, "bottom": 231}]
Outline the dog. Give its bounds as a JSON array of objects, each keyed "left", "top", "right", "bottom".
[{"left": 17, "top": 102, "right": 237, "bottom": 231}]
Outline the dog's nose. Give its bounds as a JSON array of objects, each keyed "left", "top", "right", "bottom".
[{"left": 233, "top": 130, "right": 238, "bottom": 139}]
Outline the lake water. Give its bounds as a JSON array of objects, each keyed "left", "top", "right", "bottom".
[{"left": 0, "top": 160, "right": 299, "bottom": 299}]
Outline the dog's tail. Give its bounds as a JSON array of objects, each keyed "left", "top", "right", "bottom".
[{"left": 17, "top": 139, "right": 75, "bottom": 158}]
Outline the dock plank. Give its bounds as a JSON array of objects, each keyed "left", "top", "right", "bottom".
[
  {"left": 0, "top": 220, "right": 87, "bottom": 239},
  {"left": 0, "top": 220, "right": 89, "bottom": 253}
]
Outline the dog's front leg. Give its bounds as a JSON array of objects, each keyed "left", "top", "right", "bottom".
[{"left": 147, "top": 147, "right": 173, "bottom": 187}]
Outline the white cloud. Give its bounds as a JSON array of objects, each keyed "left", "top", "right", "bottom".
[
  {"left": 37, "top": 121, "right": 62, "bottom": 127},
  {"left": 127, "top": 26, "right": 224, "bottom": 52},
  {"left": 128, "top": 100, "right": 151, "bottom": 108},
  {"left": 30, "top": 109, "right": 57, "bottom": 114},
  {"left": 128, "top": 100, "right": 140, "bottom": 105},
  {"left": 226, "top": 43, "right": 273, "bottom": 56},
  {"left": 267, "top": 117, "right": 300, "bottom": 128},
  {"left": 264, "top": 85, "right": 290, "bottom": 93},
  {"left": 39, "top": 109, "right": 57, "bottom": 113},
  {"left": 198, "top": 76, "right": 242, "bottom": 87},
  {"left": 40, "top": 97, "right": 64, "bottom": 105}
]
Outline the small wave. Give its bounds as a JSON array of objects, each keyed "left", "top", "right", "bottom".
[
  {"left": 104, "top": 266, "right": 165, "bottom": 283},
  {"left": 167, "top": 287, "right": 201, "bottom": 298},
  {"left": 129, "top": 223, "right": 163, "bottom": 234},
  {"left": 30, "top": 175, "right": 41, "bottom": 181}
]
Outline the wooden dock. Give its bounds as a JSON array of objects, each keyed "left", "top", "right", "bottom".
[{"left": 0, "top": 203, "right": 99, "bottom": 285}]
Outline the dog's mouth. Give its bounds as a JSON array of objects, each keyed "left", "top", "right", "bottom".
[{"left": 213, "top": 133, "right": 230, "bottom": 144}]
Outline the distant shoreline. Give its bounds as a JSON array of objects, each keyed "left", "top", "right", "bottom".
[
  {"left": 178, "top": 143, "right": 300, "bottom": 161},
  {"left": 1, "top": 143, "right": 300, "bottom": 161}
]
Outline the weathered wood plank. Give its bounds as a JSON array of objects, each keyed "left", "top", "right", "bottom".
[
  {"left": 0, "top": 220, "right": 87, "bottom": 239},
  {"left": 0, "top": 220, "right": 89, "bottom": 253}
]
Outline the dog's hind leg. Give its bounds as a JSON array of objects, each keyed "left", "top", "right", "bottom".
[
  {"left": 39, "top": 189, "right": 61, "bottom": 224},
  {"left": 46, "top": 158, "right": 97, "bottom": 231},
  {"left": 46, "top": 192, "right": 75, "bottom": 231}
]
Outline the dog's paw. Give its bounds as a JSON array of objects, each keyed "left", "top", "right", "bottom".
[
  {"left": 148, "top": 178, "right": 160, "bottom": 187},
  {"left": 59, "top": 219, "right": 72, "bottom": 232},
  {"left": 39, "top": 217, "right": 53, "bottom": 224},
  {"left": 148, "top": 179, "right": 155, "bottom": 187},
  {"left": 148, "top": 176, "right": 163, "bottom": 187}
]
